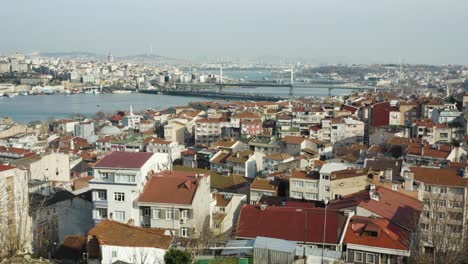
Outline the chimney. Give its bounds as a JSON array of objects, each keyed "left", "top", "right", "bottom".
[{"left": 403, "top": 171, "right": 414, "bottom": 191}]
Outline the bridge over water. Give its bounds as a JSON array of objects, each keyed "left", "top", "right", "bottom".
[{"left": 173, "top": 81, "right": 393, "bottom": 96}]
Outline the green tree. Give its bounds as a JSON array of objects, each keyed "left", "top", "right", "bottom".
[{"left": 164, "top": 248, "right": 191, "bottom": 264}]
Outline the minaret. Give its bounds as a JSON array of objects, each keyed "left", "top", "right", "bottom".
[
  {"left": 108, "top": 51, "right": 114, "bottom": 63},
  {"left": 220, "top": 66, "right": 223, "bottom": 84},
  {"left": 130, "top": 105, "right": 133, "bottom": 116}
]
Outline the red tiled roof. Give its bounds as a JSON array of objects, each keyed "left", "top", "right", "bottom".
[
  {"left": 345, "top": 216, "right": 411, "bottom": 251},
  {"left": 329, "top": 186, "right": 423, "bottom": 230},
  {"left": 139, "top": 171, "right": 207, "bottom": 205},
  {"left": 410, "top": 166, "right": 468, "bottom": 187},
  {"left": 88, "top": 220, "right": 172, "bottom": 249},
  {"left": 235, "top": 205, "right": 349, "bottom": 245},
  {"left": 282, "top": 136, "right": 306, "bottom": 144},
  {"left": 0, "top": 164, "right": 14, "bottom": 172},
  {"left": 250, "top": 177, "right": 277, "bottom": 191},
  {"left": 94, "top": 152, "right": 154, "bottom": 169}
]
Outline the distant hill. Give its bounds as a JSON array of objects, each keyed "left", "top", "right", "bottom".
[{"left": 40, "top": 51, "right": 103, "bottom": 58}]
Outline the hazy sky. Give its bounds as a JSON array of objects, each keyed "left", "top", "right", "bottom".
[{"left": 2, "top": 0, "right": 467, "bottom": 64}]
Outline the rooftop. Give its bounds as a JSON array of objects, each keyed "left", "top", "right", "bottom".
[
  {"left": 88, "top": 220, "right": 172, "bottom": 249},
  {"left": 94, "top": 151, "right": 154, "bottom": 169}
]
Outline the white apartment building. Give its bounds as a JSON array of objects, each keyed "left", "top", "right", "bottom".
[
  {"left": 89, "top": 152, "right": 170, "bottom": 226},
  {"left": 145, "top": 137, "right": 184, "bottom": 161},
  {"left": 289, "top": 170, "right": 320, "bottom": 200}
]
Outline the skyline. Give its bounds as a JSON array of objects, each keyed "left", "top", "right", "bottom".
[{"left": 2, "top": 0, "right": 468, "bottom": 65}]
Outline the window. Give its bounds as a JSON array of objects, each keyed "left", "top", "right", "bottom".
[
  {"left": 219, "top": 207, "right": 225, "bottom": 212},
  {"left": 354, "top": 251, "right": 363, "bottom": 262},
  {"left": 143, "top": 208, "right": 150, "bottom": 216},
  {"left": 439, "top": 187, "right": 447, "bottom": 194},
  {"left": 114, "top": 192, "right": 125, "bottom": 202},
  {"left": 305, "top": 182, "right": 317, "bottom": 189},
  {"left": 449, "top": 212, "right": 462, "bottom": 221},
  {"left": 305, "top": 192, "right": 318, "bottom": 200},
  {"left": 101, "top": 172, "right": 110, "bottom": 180},
  {"left": 166, "top": 210, "right": 174, "bottom": 220},
  {"left": 421, "top": 223, "right": 429, "bottom": 230},
  {"left": 392, "top": 184, "right": 399, "bottom": 191},
  {"left": 181, "top": 209, "right": 189, "bottom": 219},
  {"left": 449, "top": 201, "right": 462, "bottom": 208},
  {"left": 114, "top": 211, "right": 125, "bottom": 221},
  {"left": 294, "top": 180, "right": 304, "bottom": 188},
  {"left": 423, "top": 198, "right": 430, "bottom": 205},
  {"left": 115, "top": 174, "right": 136, "bottom": 183},
  {"left": 322, "top": 175, "right": 330, "bottom": 180},
  {"left": 291, "top": 191, "right": 302, "bottom": 198},
  {"left": 324, "top": 186, "right": 330, "bottom": 192},
  {"left": 152, "top": 209, "right": 161, "bottom": 219},
  {"left": 214, "top": 223, "right": 220, "bottom": 229},
  {"left": 112, "top": 251, "right": 117, "bottom": 258},
  {"left": 97, "top": 190, "right": 107, "bottom": 200},
  {"left": 423, "top": 211, "right": 430, "bottom": 218},
  {"left": 437, "top": 212, "right": 445, "bottom": 219},
  {"left": 438, "top": 200, "right": 446, "bottom": 207},
  {"left": 96, "top": 208, "right": 107, "bottom": 219},
  {"left": 366, "top": 253, "right": 375, "bottom": 263},
  {"left": 181, "top": 227, "right": 189, "bottom": 237},
  {"left": 424, "top": 185, "right": 431, "bottom": 192}
]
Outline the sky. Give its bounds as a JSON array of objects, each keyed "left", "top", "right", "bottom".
[{"left": 2, "top": 0, "right": 468, "bottom": 65}]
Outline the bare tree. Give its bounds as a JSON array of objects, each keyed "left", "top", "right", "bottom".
[
  {"left": 411, "top": 191, "right": 468, "bottom": 264},
  {"left": 0, "top": 169, "right": 35, "bottom": 260}
]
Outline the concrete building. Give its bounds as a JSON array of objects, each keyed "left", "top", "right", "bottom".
[
  {"left": 250, "top": 177, "right": 278, "bottom": 204},
  {"left": 145, "top": 137, "right": 184, "bottom": 162},
  {"left": 212, "top": 192, "right": 246, "bottom": 235},
  {"left": 74, "top": 121, "right": 94, "bottom": 139},
  {"left": 11, "top": 152, "right": 70, "bottom": 183},
  {"left": 0, "top": 165, "right": 32, "bottom": 255},
  {"left": 164, "top": 121, "right": 186, "bottom": 145},
  {"left": 138, "top": 171, "right": 213, "bottom": 238},
  {"left": 87, "top": 220, "right": 172, "bottom": 264},
  {"left": 89, "top": 152, "right": 170, "bottom": 226},
  {"left": 289, "top": 170, "right": 320, "bottom": 200},
  {"left": 31, "top": 190, "right": 93, "bottom": 257}
]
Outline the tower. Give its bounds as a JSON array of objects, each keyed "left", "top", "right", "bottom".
[
  {"left": 220, "top": 66, "right": 223, "bottom": 84},
  {"left": 108, "top": 51, "right": 114, "bottom": 63}
]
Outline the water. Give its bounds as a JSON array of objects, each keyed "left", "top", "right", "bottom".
[
  {"left": 0, "top": 93, "right": 211, "bottom": 123},
  {"left": 0, "top": 70, "right": 350, "bottom": 123}
]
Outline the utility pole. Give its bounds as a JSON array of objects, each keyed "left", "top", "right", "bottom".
[{"left": 321, "top": 198, "right": 329, "bottom": 264}]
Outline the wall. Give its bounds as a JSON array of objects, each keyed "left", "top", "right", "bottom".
[
  {"left": 29, "top": 152, "right": 70, "bottom": 182},
  {"left": 101, "top": 245, "right": 166, "bottom": 264}
]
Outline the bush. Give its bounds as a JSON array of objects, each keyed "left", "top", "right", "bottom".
[{"left": 164, "top": 248, "right": 191, "bottom": 264}]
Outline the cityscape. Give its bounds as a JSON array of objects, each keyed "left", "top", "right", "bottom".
[{"left": 1, "top": 1, "right": 468, "bottom": 264}]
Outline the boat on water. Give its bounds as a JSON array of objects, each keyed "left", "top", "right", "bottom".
[
  {"left": 19, "top": 91, "right": 29, "bottom": 96},
  {"left": 112, "top": 90, "right": 132, "bottom": 94},
  {"left": 6, "top": 93, "right": 19, "bottom": 98}
]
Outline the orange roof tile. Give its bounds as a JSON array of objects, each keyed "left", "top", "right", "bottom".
[{"left": 88, "top": 220, "right": 172, "bottom": 249}]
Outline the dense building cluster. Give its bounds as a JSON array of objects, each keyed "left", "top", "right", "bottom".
[{"left": 1, "top": 64, "right": 468, "bottom": 263}]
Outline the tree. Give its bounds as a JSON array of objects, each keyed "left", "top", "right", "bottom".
[
  {"left": 410, "top": 190, "right": 468, "bottom": 264},
  {"left": 164, "top": 248, "right": 191, "bottom": 264},
  {"left": 0, "top": 168, "right": 34, "bottom": 260}
]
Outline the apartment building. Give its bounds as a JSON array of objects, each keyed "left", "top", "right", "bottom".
[
  {"left": 138, "top": 171, "right": 213, "bottom": 238},
  {"left": 89, "top": 152, "right": 170, "bottom": 225},
  {"left": 289, "top": 170, "right": 320, "bottom": 200}
]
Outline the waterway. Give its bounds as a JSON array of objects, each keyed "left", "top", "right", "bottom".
[
  {"left": 0, "top": 70, "right": 350, "bottom": 123},
  {"left": 0, "top": 93, "right": 211, "bottom": 123}
]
